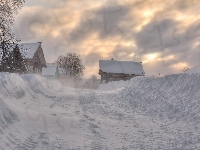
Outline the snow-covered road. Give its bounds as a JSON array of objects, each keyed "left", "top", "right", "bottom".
[{"left": 0, "top": 73, "right": 200, "bottom": 149}]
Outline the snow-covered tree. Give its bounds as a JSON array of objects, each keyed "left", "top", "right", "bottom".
[
  {"left": 0, "top": 0, "right": 25, "bottom": 72},
  {"left": 56, "top": 53, "right": 85, "bottom": 77},
  {"left": 7, "top": 45, "right": 26, "bottom": 73}
]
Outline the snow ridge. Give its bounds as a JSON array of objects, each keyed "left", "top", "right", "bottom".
[{"left": 0, "top": 73, "right": 199, "bottom": 149}]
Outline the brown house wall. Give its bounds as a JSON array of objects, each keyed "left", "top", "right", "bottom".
[{"left": 98, "top": 69, "right": 144, "bottom": 83}]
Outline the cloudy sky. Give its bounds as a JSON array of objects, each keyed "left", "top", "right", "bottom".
[{"left": 13, "top": 0, "right": 200, "bottom": 78}]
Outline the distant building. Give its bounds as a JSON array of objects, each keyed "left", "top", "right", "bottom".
[
  {"left": 42, "top": 65, "right": 66, "bottom": 79},
  {"left": 98, "top": 60, "right": 145, "bottom": 83}
]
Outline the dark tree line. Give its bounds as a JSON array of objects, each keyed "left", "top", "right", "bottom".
[{"left": 0, "top": 0, "right": 25, "bottom": 73}]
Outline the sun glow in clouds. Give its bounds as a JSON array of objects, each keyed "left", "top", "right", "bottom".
[
  {"left": 143, "top": 10, "right": 153, "bottom": 18},
  {"left": 143, "top": 53, "right": 158, "bottom": 63},
  {"left": 136, "top": 10, "right": 154, "bottom": 31}
]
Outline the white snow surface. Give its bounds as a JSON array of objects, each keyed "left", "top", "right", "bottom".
[
  {"left": 97, "top": 79, "right": 129, "bottom": 91},
  {"left": 99, "top": 60, "right": 144, "bottom": 75},
  {"left": 0, "top": 73, "right": 200, "bottom": 149}
]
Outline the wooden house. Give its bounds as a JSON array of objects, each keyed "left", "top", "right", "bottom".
[
  {"left": 98, "top": 60, "right": 145, "bottom": 83},
  {"left": 20, "top": 42, "right": 47, "bottom": 74}
]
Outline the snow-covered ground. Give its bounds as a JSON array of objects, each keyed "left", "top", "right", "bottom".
[{"left": 0, "top": 73, "right": 200, "bottom": 149}]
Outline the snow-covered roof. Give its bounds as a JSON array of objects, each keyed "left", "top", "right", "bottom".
[
  {"left": 42, "top": 65, "right": 66, "bottom": 76},
  {"left": 185, "top": 64, "right": 200, "bottom": 74},
  {"left": 99, "top": 60, "right": 144, "bottom": 75},
  {"left": 18, "top": 43, "right": 40, "bottom": 59}
]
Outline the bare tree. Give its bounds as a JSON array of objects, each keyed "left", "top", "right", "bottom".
[
  {"left": 56, "top": 53, "right": 85, "bottom": 77},
  {"left": 0, "top": 0, "right": 25, "bottom": 72},
  {"left": 182, "top": 67, "right": 189, "bottom": 73}
]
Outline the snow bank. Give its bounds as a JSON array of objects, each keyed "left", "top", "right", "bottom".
[
  {"left": 0, "top": 73, "right": 200, "bottom": 149},
  {"left": 0, "top": 100, "right": 18, "bottom": 128},
  {"left": 97, "top": 80, "right": 129, "bottom": 91},
  {"left": 94, "top": 74, "right": 200, "bottom": 149}
]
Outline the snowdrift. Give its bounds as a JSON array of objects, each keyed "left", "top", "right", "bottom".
[{"left": 0, "top": 73, "right": 200, "bottom": 149}]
